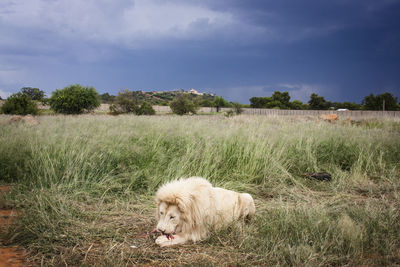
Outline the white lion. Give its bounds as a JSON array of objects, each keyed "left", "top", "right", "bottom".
[{"left": 154, "top": 177, "right": 255, "bottom": 247}]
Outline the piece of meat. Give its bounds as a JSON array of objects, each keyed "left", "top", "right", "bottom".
[{"left": 165, "top": 233, "right": 175, "bottom": 240}]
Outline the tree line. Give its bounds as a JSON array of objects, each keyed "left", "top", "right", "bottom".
[
  {"left": 0, "top": 85, "right": 160, "bottom": 116},
  {"left": 250, "top": 91, "right": 399, "bottom": 111},
  {"left": 0, "top": 85, "right": 231, "bottom": 116},
  {"left": 1, "top": 85, "right": 399, "bottom": 116}
]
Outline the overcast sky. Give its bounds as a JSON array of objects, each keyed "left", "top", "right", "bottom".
[{"left": 1, "top": 0, "right": 399, "bottom": 103}]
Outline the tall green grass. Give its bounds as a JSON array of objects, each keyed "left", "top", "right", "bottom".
[{"left": 0, "top": 114, "right": 399, "bottom": 266}]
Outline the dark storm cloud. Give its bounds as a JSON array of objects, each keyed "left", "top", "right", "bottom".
[
  {"left": 0, "top": 0, "right": 399, "bottom": 102},
  {"left": 206, "top": 0, "right": 400, "bottom": 101}
]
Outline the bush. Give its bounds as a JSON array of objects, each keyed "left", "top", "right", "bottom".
[
  {"left": 213, "top": 96, "right": 229, "bottom": 112},
  {"left": 49, "top": 84, "right": 100, "bottom": 114},
  {"left": 200, "top": 99, "right": 213, "bottom": 107},
  {"left": 1, "top": 92, "right": 38, "bottom": 115},
  {"left": 231, "top": 102, "right": 243, "bottom": 115},
  {"left": 110, "top": 90, "right": 155, "bottom": 115},
  {"left": 115, "top": 90, "right": 139, "bottom": 113},
  {"left": 21, "top": 87, "right": 45, "bottom": 101},
  {"left": 109, "top": 104, "right": 121, "bottom": 115},
  {"left": 170, "top": 94, "right": 198, "bottom": 115},
  {"left": 362, "top": 93, "right": 399, "bottom": 111},
  {"left": 100, "top": 93, "right": 116, "bottom": 104},
  {"left": 137, "top": 102, "right": 155, "bottom": 115}
]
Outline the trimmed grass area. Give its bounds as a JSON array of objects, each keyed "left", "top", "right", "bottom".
[{"left": 0, "top": 114, "right": 399, "bottom": 266}]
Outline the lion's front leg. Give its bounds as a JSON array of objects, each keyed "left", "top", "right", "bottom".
[{"left": 155, "top": 234, "right": 188, "bottom": 247}]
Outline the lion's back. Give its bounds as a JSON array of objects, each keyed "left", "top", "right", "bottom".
[{"left": 212, "top": 188, "right": 255, "bottom": 225}]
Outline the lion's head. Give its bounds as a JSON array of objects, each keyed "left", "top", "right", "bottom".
[{"left": 156, "top": 201, "right": 184, "bottom": 236}]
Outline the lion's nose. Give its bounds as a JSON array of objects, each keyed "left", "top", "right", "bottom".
[{"left": 158, "top": 227, "right": 166, "bottom": 234}]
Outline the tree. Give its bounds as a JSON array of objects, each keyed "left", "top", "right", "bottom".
[
  {"left": 137, "top": 102, "right": 155, "bottom": 115},
  {"left": 362, "top": 92, "right": 398, "bottom": 110},
  {"left": 271, "top": 91, "right": 290, "bottom": 109},
  {"left": 170, "top": 94, "right": 198, "bottom": 115},
  {"left": 1, "top": 92, "right": 38, "bottom": 115},
  {"left": 115, "top": 90, "right": 139, "bottom": 113},
  {"left": 49, "top": 84, "right": 100, "bottom": 114},
  {"left": 250, "top": 91, "right": 291, "bottom": 109},
  {"left": 213, "top": 96, "right": 229, "bottom": 112},
  {"left": 250, "top": 97, "right": 271, "bottom": 108},
  {"left": 290, "top": 100, "right": 305, "bottom": 110},
  {"left": 100, "top": 93, "right": 116, "bottom": 103},
  {"left": 200, "top": 99, "right": 213, "bottom": 107},
  {"left": 308, "top": 93, "right": 328, "bottom": 110},
  {"left": 231, "top": 102, "right": 243, "bottom": 114},
  {"left": 110, "top": 90, "right": 155, "bottom": 115},
  {"left": 21, "top": 87, "right": 45, "bottom": 101}
]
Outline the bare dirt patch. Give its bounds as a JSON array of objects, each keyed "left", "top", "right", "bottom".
[
  {"left": 0, "top": 185, "right": 25, "bottom": 267},
  {"left": 0, "top": 186, "right": 11, "bottom": 194},
  {"left": 0, "top": 247, "right": 24, "bottom": 267},
  {"left": 0, "top": 209, "right": 18, "bottom": 231}
]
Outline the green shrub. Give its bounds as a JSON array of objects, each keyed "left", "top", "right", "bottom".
[
  {"left": 100, "top": 93, "right": 116, "bottom": 104},
  {"left": 231, "top": 102, "right": 243, "bottom": 115},
  {"left": 170, "top": 94, "right": 198, "bottom": 115},
  {"left": 1, "top": 92, "right": 38, "bottom": 115},
  {"left": 109, "top": 103, "right": 121, "bottom": 115},
  {"left": 137, "top": 102, "right": 155, "bottom": 115},
  {"left": 21, "top": 87, "right": 45, "bottom": 101},
  {"left": 49, "top": 84, "right": 100, "bottom": 114},
  {"left": 115, "top": 90, "right": 139, "bottom": 113},
  {"left": 110, "top": 90, "right": 155, "bottom": 115},
  {"left": 213, "top": 96, "right": 229, "bottom": 112}
]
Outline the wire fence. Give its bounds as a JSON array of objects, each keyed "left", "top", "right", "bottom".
[
  {"left": 153, "top": 106, "right": 400, "bottom": 119},
  {"left": 1, "top": 101, "right": 398, "bottom": 119}
]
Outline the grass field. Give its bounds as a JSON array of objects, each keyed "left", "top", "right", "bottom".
[{"left": 0, "top": 114, "right": 399, "bottom": 266}]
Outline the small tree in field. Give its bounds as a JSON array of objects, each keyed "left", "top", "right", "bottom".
[
  {"left": 21, "top": 87, "right": 45, "bottom": 101},
  {"left": 115, "top": 90, "right": 139, "bottom": 113},
  {"left": 362, "top": 92, "right": 398, "bottom": 110},
  {"left": 170, "top": 94, "right": 198, "bottom": 115},
  {"left": 137, "top": 102, "right": 156, "bottom": 115},
  {"left": 309, "top": 93, "right": 328, "bottom": 110},
  {"left": 213, "top": 96, "right": 229, "bottom": 112},
  {"left": 1, "top": 92, "right": 38, "bottom": 115},
  {"left": 49, "top": 84, "right": 100, "bottom": 114},
  {"left": 231, "top": 102, "right": 243, "bottom": 115},
  {"left": 110, "top": 90, "right": 155, "bottom": 115}
]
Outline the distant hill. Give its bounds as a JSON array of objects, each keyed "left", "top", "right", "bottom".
[{"left": 101, "top": 89, "right": 216, "bottom": 106}]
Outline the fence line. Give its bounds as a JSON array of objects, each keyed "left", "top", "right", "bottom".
[
  {"left": 1, "top": 100, "right": 398, "bottom": 119},
  {"left": 240, "top": 108, "right": 400, "bottom": 119},
  {"left": 153, "top": 106, "right": 400, "bottom": 119},
  {"left": 238, "top": 108, "right": 400, "bottom": 119}
]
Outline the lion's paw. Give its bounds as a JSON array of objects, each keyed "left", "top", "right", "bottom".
[{"left": 155, "top": 235, "right": 173, "bottom": 247}]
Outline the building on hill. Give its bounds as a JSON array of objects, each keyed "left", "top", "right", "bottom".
[{"left": 188, "top": 89, "right": 203, "bottom": 95}]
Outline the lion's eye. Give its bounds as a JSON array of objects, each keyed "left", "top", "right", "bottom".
[
  {"left": 169, "top": 216, "right": 175, "bottom": 220},
  {"left": 160, "top": 212, "right": 164, "bottom": 215}
]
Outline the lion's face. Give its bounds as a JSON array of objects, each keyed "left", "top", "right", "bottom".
[{"left": 156, "top": 202, "right": 183, "bottom": 235}]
